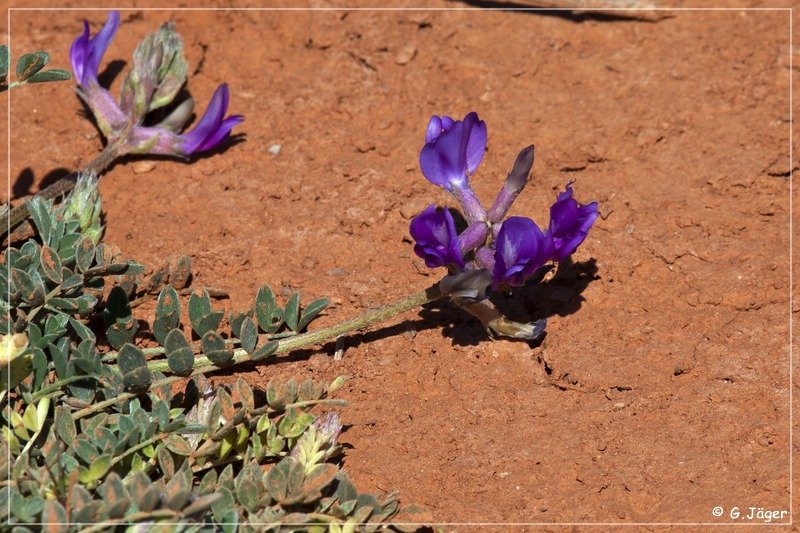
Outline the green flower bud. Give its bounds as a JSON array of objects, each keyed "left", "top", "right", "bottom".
[
  {"left": 62, "top": 172, "right": 104, "bottom": 244},
  {"left": 120, "top": 22, "right": 188, "bottom": 122}
]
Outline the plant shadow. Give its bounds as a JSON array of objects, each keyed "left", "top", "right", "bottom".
[
  {"left": 250, "top": 257, "right": 599, "bottom": 371},
  {"left": 12, "top": 167, "right": 74, "bottom": 201}
]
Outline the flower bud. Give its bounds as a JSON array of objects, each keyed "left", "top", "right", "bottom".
[
  {"left": 61, "top": 172, "right": 104, "bottom": 244},
  {"left": 120, "top": 22, "right": 188, "bottom": 122}
]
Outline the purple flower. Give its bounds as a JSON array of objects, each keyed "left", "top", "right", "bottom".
[
  {"left": 493, "top": 216, "right": 552, "bottom": 289},
  {"left": 410, "top": 205, "right": 465, "bottom": 270},
  {"left": 419, "top": 112, "right": 487, "bottom": 192},
  {"left": 547, "top": 182, "right": 599, "bottom": 261},
  {"left": 177, "top": 84, "right": 244, "bottom": 155},
  {"left": 70, "top": 11, "right": 120, "bottom": 86}
]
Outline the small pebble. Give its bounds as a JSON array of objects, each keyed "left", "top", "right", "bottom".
[
  {"left": 133, "top": 161, "right": 155, "bottom": 174},
  {"left": 614, "top": 402, "right": 626, "bottom": 410},
  {"left": 268, "top": 144, "right": 282, "bottom": 155},
  {"left": 394, "top": 43, "right": 417, "bottom": 65}
]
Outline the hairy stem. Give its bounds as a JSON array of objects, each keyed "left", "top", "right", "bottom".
[{"left": 72, "top": 282, "right": 443, "bottom": 420}]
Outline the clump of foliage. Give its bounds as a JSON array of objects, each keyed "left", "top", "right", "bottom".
[
  {"left": 2, "top": 13, "right": 428, "bottom": 531},
  {"left": 1, "top": 178, "right": 426, "bottom": 530}
]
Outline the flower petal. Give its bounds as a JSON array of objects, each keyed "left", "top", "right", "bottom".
[
  {"left": 179, "top": 84, "right": 242, "bottom": 155},
  {"left": 86, "top": 11, "right": 120, "bottom": 82},
  {"left": 547, "top": 182, "right": 599, "bottom": 261},
  {"left": 69, "top": 21, "right": 90, "bottom": 84},
  {"left": 462, "top": 112, "right": 487, "bottom": 175},
  {"left": 425, "top": 115, "right": 442, "bottom": 143},
  {"left": 197, "top": 114, "right": 244, "bottom": 152},
  {"left": 493, "top": 216, "right": 549, "bottom": 288},
  {"left": 419, "top": 119, "right": 468, "bottom": 190},
  {"left": 409, "top": 205, "right": 465, "bottom": 269}
]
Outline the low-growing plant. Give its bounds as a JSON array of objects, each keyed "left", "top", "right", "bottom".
[{"left": 3, "top": 10, "right": 598, "bottom": 531}]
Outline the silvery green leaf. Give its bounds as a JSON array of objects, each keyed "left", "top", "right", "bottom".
[
  {"left": 211, "top": 487, "right": 235, "bottom": 524},
  {"left": 104, "top": 287, "right": 137, "bottom": 349},
  {"left": 73, "top": 436, "right": 100, "bottom": 464},
  {"left": 99, "top": 473, "right": 130, "bottom": 519},
  {"left": 297, "top": 297, "right": 330, "bottom": 332},
  {"left": 202, "top": 331, "right": 232, "bottom": 367},
  {"left": 196, "top": 312, "right": 223, "bottom": 338},
  {"left": 75, "top": 237, "right": 95, "bottom": 273},
  {"left": 31, "top": 347, "right": 47, "bottom": 390},
  {"left": 41, "top": 500, "right": 67, "bottom": 530},
  {"left": 250, "top": 340, "right": 278, "bottom": 361},
  {"left": 182, "top": 492, "right": 222, "bottom": 518},
  {"left": 69, "top": 317, "right": 95, "bottom": 341},
  {"left": 60, "top": 272, "right": 83, "bottom": 292},
  {"left": 236, "top": 477, "right": 260, "bottom": 513},
  {"left": 38, "top": 246, "right": 62, "bottom": 284},
  {"left": 49, "top": 338, "right": 69, "bottom": 379},
  {"left": 167, "top": 347, "right": 194, "bottom": 376},
  {"left": 25, "top": 68, "right": 70, "bottom": 84},
  {"left": 284, "top": 292, "right": 300, "bottom": 332},
  {"left": 199, "top": 470, "right": 217, "bottom": 495},
  {"left": 15, "top": 51, "right": 49, "bottom": 82},
  {"left": 228, "top": 310, "right": 248, "bottom": 338},
  {"left": 235, "top": 378, "right": 254, "bottom": 412},
  {"left": 157, "top": 445, "right": 175, "bottom": 478},
  {"left": 188, "top": 289, "right": 213, "bottom": 336},
  {"left": 239, "top": 316, "right": 258, "bottom": 354},
  {"left": 154, "top": 286, "right": 180, "bottom": 344},
  {"left": 25, "top": 198, "right": 51, "bottom": 245},
  {"left": 255, "top": 285, "right": 278, "bottom": 332}
]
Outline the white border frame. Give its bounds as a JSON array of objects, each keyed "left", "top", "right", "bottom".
[{"left": 4, "top": 5, "right": 793, "bottom": 528}]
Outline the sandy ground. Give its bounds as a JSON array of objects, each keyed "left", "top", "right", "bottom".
[{"left": 4, "top": 1, "right": 798, "bottom": 527}]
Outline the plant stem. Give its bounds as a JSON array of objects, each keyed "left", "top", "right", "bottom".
[
  {"left": 111, "top": 431, "right": 169, "bottom": 468},
  {"left": 148, "top": 281, "right": 443, "bottom": 374},
  {"left": 72, "top": 282, "right": 443, "bottom": 420},
  {"left": 7, "top": 142, "right": 121, "bottom": 233},
  {"left": 31, "top": 374, "right": 99, "bottom": 402}
]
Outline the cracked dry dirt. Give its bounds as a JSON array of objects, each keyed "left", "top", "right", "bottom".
[{"left": 5, "top": 3, "right": 797, "bottom": 526}]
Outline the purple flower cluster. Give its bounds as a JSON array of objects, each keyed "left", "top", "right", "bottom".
[
  {"left": 409, "top": 112, "right": 599, "bottom": 290},
  {"left": 69, "top": 11, "right": 242, "bottom": 157}
]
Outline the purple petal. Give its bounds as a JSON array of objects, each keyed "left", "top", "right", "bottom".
[
  {"left": 69, "top": 21, "right": 90, "bottom": 84},
  {"left": 409, "top": 205, "right": 465, "bottom": 270},
  {"left": 197, "top": 114, "right": 244, "bottom": 152},
  {"left": 180, "top": 84, "right": 243, "bottom": 155},
  {"left": 86, "top": 11, "right": 119, "bottom": 81},
  {"left": 419, "top": 120, "right": 468, "bottom": 191},
  {"left": 71, "top": 11, "right": 119, "bottom": 86},
  {"left": 462, "top": 112, "right": 487, "bottom": 176},
  {"left": 493, "top": 216, "right": 549, "bottom": 288},
  {"left": 418, "top": 112, "right": 486, "bottom": 192},
  {"left": 425, "top": 116, "right": 442, "bottom": 143},
  {"left": 547, "top": 182, "right": 599, "bottom": 261}
]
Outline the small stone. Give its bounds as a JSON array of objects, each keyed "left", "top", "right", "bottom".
[
  {"left": 133, "top": 161, "right": 155, "bottom": 174},
  {"left": 614, "top": 402, "right": 626, "bottom": 410},
  {"left": 268, "top": 144, "right": 282, "bottom": 155},
  {"left": 394, "top": 43, "right": 417, "bottom": 65}
]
